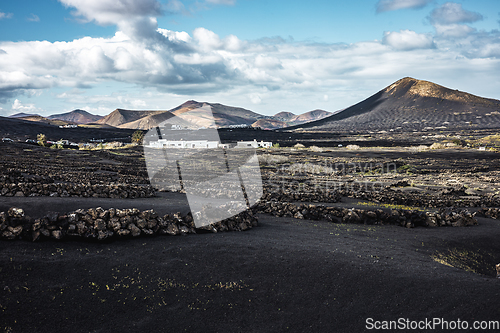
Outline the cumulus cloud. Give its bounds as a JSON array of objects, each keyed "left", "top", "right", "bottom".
[
  {"left": 193, "top": 27, "right": 223, "bottom": 50},
  {"left": 376, "top": 0, "right": 432, "bottom": 13},
  {"left": 58, "top": 0, "right": 162, "bottom": 25},
  {"left": 383, "top": 30, "right": 434, "bottom": 50},
  {"left": 428, "top": 3, "right": 484, "bottom": 39},
  {"left": 0, "top": 11, "right": 13, "bottom": 19},
  {"left": 433, "top": 23, "right": 476, "bottom": 38},
  {"left": 2, "top": 16, "right": 500, "bottom": 113},
  {"left": 11, "top": 99, "right": 42, "bottom": 113},
  {"left": 429, "top": 2, "right": 483, "bottom": 25}
]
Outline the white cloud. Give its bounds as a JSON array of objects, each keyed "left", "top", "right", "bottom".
[
  {"left": 254, "top": 55, "right": 283, "bottom": 69},
  {"left": 193, "top": 27, "right": 223, "bottom": 50},
  {"left": 131, "top": 99, "right": 147, "bottom": 108},
  {"left": 0, "top": 11, "right": 13, "bottom": 19},
  {"left": 58, "top": 0, "right": 162, "bottom": 25},
  {"left": 205, "top": 0, "right": 236, "bottom": 5},
  {"left": 2, "top": 18, "right": 500, "bottom": 114},
  {"left": 433, "top": 23, "right": 476, "bottom": 38},
  {"left": 11, "top": 99, "right": 42, "bottom": 113},
  {"left": 383, "top": 30, "right": 434, "bottom": 50},
  {"left": 429, "top": 2, "right": 483, "bottom": 25},
  {"left": 376, "top": 0, "right": 432, "bottom": 13},
  {"left": 428, "top": 3, "right": 484, "bottom": 40},
  {"left": 27, "top": 14, "right": 40, "bottom": 22}
]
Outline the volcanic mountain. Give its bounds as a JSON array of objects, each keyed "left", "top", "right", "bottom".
[
  {"left": 252, "top": 109, "right": 332, "bottom": 129},
  {"left": 8, "top": 112, "right": 41, "bottom": 118},
  {"left": 11, "top": 115, "right": 74, "bottom": 127},
  {"left": 95, "top": 109, "right": 166, "bottom": 128},
  {"left": 252, "top": 119, "right": 288, "bottom": 130},
  {"left": 98, "top": 101, "right": 267, "bottom": 130},
  {"left": 169, "top": 101, "right": 264, "bottom": 128},
  {"left": 48, "top": 109, "right": 103, "bottom": 124},
  {"left": 288, "top": 109, "right": 331, "bottom": 125},
  {"left": 291, "top": 77, "right": 500, "bottom": 132},
  {"left": 273, "top": 111, "right": 296, "bottom": 122}
]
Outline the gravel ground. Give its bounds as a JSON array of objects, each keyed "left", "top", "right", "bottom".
[{"left": 1, "top": 202, "right": 499, "bottom": 332}]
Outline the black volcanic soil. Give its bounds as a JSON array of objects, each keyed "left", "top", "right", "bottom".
[
  {"left": 1, "top": 131, "right": 500, "bottom": 332},
  {"left": 1, "top": 212, "right": 499, "bottom": 332}
]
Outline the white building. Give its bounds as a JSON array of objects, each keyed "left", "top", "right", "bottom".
[
  {"left": 235, "top": 139, "right": 272, "bottom": 148},
  {"left": 147, "top": 138, "right": 271, "bottom": 149},
  {"left": 148, "top": 139, "right": 220, "bottom": 149}
]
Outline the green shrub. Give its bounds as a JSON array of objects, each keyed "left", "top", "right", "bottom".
[{"left": 37, "top": 133, "right": 47, "bottom": 147}]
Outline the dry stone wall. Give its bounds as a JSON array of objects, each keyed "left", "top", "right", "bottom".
[
  {"left": 254, "top": 201, "right": 478, "bottom": 228},
  {"left": 0, "top": 206, "right": 257, "bottom": 241}
]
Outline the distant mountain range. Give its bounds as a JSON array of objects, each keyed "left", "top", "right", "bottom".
[
  {"left": 90, "top": 100, "right": 332, "bottom": 130},
  {"left": 6, "top": 102, "right": 331, "bottom": 130},
  {"left": 7, "top": 115, "right": 73, "bottom": 127},
  {"left": 290, "top": 77, "right": 500, "bottom": 132},
  {"left": 8, "top": 109, "right": 102, "bottom": 127},
  {"left": 5, "top": 77, "right": 500, "bottom": 133}
]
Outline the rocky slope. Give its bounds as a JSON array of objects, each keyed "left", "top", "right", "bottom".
[
  {"left": 252, "top": 110, "right": 332, "bottom": 129},
  {"left": 273, "top": 111, "right": 296, "bottom": 122},
  {"left": 48, "top": 109, "right": 103, "bottom": 124},
  {"left": 251, "top": 119, "right": 288, "bottom": 130},
  {"left": 290, "top": 77, "right": 500, "bottom": 132},
  {"left": 8, "top": 112, "right": 41, "bottom": 118},
  {"left": 13, "top": 115, "right": 74, "bottom": 127},
  {"left": 95, "top": 109, "right": 166, "bottom": 128}
]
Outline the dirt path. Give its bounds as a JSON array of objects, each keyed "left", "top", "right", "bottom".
[{"left": 0, "top": 192, "right": 191, "bottom": 218}]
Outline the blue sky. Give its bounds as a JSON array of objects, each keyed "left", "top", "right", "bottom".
[{"left": 1, "top": 0, "right": 500, "bottom": 116}]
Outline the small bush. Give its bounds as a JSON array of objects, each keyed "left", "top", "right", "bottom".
[
  {"left": 409, "top": 145, "right": 429, "bottom": 152},
  {"left": 132, "top": 130, "right": 145, "bottom": 145},
  {"left": 104, "top": 141, "right": 124, "bottom": 149},
  {"left": 430, "top": 142, "right": 445, "bottom": 149},
  {"left": 37, "top": 133, "right": 47, "bottom": 147},
  {"left": 259, "top": 154, "right": 288, "bottom": 165},
  {"left": 294, "top": 143, "right": 306, "bottom": 149}
]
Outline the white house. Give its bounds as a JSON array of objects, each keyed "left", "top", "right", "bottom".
[
  {"left": 147, "top": 138, "right": 271, "bottom": 149},
  {"left": 235, "top": 139, "right": 272, "bottom": 148},
  {"left": 148, "top": 139, "right": 220, "bottom": 149}
]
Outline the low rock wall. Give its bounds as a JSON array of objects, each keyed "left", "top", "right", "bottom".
[
  {"left": 254, "top": 201, "right": 478, "bottom": 228},
  {"left": 0, "top": 206, "right": 257, "bottom": 241},
  {"left": 477, "top": 207, "right": 500, "bottom": 220}
]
